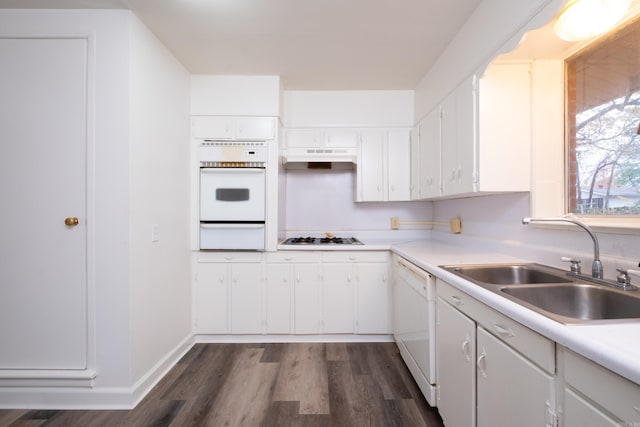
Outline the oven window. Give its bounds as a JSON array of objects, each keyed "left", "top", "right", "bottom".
[{"left": 216, "top": 188, "right": 250, "bottom": 202}]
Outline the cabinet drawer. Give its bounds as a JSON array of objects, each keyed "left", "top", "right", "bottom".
[
  {"left": 197, "top": 252, "right": 263, "bottom": 263},
  {"left": 563, "top": 348, "right": 640, "bottom": 423},
  {"left": 323, "top": 251, "right": 388, "bottom": 263},
  {"left": 266, "top": 251, "right": 320, "bottom": 263},
  {"left": 437, "top": 279, "right": 555, "bottom": 374}
]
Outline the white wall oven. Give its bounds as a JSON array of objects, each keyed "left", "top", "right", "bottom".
[{"left": 199, "top": 142, "right": 267, "bottom": 250}]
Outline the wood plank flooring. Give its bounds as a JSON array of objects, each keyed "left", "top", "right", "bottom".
[{"left": 0, "top": 342, "right": 444, "bottom": 427}]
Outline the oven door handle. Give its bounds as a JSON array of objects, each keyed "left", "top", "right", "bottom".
[
  {"left": 200, "top": 223, "right": 265, "bottom": 229},
  {"left": 200, "top": 168, "right": 264, "bottom": 173}
]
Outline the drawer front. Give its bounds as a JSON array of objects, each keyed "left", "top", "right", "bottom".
[
  {"left": 266, "top": 251, "right": 321, "bottom": 263},
  {"left": 323, "top": 251, "right": 388, "bottom": 263},
  {"left": 197, "top": 251, "right": 263, "bottom": 263},
  {"left": 436, "top": 279, "right": 555, "bottom": 374},
  {"left": 563, "top": 348, "right": 640, "bottom": 423}
]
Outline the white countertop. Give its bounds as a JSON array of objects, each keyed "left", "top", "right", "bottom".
[{"left": 391, "top": 239, "right": 640, "bottom": 386}]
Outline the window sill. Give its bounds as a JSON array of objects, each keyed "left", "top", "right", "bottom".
[{"left": 570, "top": 216, "right": 640, "bottom": 235}]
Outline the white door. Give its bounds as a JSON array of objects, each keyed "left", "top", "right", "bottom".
[{"left": 0, "top": 38, "right": 88, "bottom": 369}]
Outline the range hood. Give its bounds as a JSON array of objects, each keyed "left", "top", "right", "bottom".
[{"left": 282, "top": 147, "right": 357, "bottom": 170}]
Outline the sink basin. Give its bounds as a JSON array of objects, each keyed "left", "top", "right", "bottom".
[
  {"left": 444, "top": 263, "right": 573, "bottom": 285},
  {"left": 501, "top": 284, "right": 640, "bottom": 322}
]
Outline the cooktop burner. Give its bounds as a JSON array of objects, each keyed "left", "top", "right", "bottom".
[{"left": 282, "top": 236, "right": 364, "bottom": 245}]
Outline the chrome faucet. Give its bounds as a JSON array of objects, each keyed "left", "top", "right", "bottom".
[{"left": 522, "top": 217, "right": 604, "bottom": 279}]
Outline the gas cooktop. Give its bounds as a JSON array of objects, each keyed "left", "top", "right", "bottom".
[{"left": 282, "top": 236, "right": 364, "bottom": 245}]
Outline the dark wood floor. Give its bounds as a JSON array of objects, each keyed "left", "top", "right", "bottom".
[{"left": 0, "top": 342, "right": 444, "bottom": 426}]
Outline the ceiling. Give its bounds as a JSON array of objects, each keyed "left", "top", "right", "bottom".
[{"left": 0, "top": 0, "right": 483, "bottom": 90}]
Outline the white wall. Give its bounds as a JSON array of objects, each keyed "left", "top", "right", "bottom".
[
  {"left": 0, "top": 9, "right": 193, "bottom": 409},
  {"left": 432, "top": 193, "right": 640, "bottom": 278},
  {"left": 282, "top": 90, "right": 414, "bottom": 127},
  {"left": 128, "top": 14, "right": 192, "bottom": 390},
  {"left": 284, "top": 170, "right": 432, "bottom": 240},
  {"left": 191, "top": 75, "right": 280, "bottom": 116}
]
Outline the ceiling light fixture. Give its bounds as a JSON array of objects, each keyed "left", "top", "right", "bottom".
[{"left": 553, "top": 0, "right": 632, "bottom": 41}]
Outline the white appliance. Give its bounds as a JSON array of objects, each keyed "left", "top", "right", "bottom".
[
  {"left": 393, "top": 254, "right": 437, "bottom": 405},
  {"left": 199, "top": 142, "right": 267, "bottom": 250}
]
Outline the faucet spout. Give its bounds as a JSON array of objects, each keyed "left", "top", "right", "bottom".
[{"left": 522, "top": 217, "right": 603, "bottom": 279}]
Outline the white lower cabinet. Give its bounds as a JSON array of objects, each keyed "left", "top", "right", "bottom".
[
  {"left": 266, "top": 252, "right": 322, "bottom": 334},
  {"left": 195, "top": 262, "right": 229, "bottom": 334},
  {"left": 293, "top": 262, "right": 323, "bottom": 334},
  {"left": 355, "top": 260, "right": 390, "bottom": 333},
  {"left": 322, "top": 261, "right": 355, "bottom": 333},
  {"left": 324, "top": 251, "right": 389, "bottom": 334},
  {"left": 436, "top": 296, "right": 476, "bottom": 427},
  {"left": 195, "top": 251, "right": 390, "bottom": 336},
  {"left": 564, "top": 388, "right": 619, "bottom": 427},
  {"left": 476, "top": 327, "right": 554, "bottom": 427},
  {"left": 264, "top": 262, "right": 292, "bottom": 334},
  {"left": 561, "top": 347, "right": 640, "bottom": 426},
  {"left": 436, "top": 279, "right": 556, "bottom": 427},
  {"left": 230, "top": 263, "right": 265, "bottom": 334},
  {"left": 195, "top": 252, "right": 264, "bottom": 334}
]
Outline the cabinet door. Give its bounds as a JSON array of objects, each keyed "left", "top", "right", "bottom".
[
  {"left": 285, "top": 128, "right": 321, "bottom": 148},
  {"left": 564, "top": 388, "right": 620, "bottom": 427},
  {"left": 387, "top": 129, "right": 411, "bottom": 201},
  {"left": 357, "top": 130, "right": 385, "bottom": 201},
  {"left": 192, "top": 116, "right": 234, "bottom": 139},
  {"left": 436, "top": 297, "right": 477, "bottom": 427},
  {"left": 441, "top": 76, "right": 477, "bottom": 196},
  {"left": 322, "top": 263, "right": 355, "bottom": 333},
  {"left": 356, "top": 262, "right": 389, "bottom": 334},
  {"left": 410, "top": 125, "right": 421, "bottom": 200},
  {"left": 265, "top": 263, "right": 292, "bottom": 334},
  {"left": 235, "top": 117, "right": 275, "bottom": 140},
  {"left": 476, "top": 327, "right": 554, "bottom": 427},
  {"left": 294, "top": 263, "right": 322, "bottom": 334},
  {"left": 230, "top": 262, "right": 264, "bottom": 334},
  {"left": 324, "top": 128, "right": 358, "bottom": 148},
  {"left": 419, "top": 108, "right": 441, "bottom": 199},
  {"left": 196, "top": 263, "right": 229, "bottom": 333}
]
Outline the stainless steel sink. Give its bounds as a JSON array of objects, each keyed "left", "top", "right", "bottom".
[
  {"left": 443, "top": 263, "right": 572, "bottom": 286},
  {"left": 441, "top": 263, "right": 640, "bottom": 323},
  {"left": 501, "top": 284, "right": 640, "bottom": 322}
]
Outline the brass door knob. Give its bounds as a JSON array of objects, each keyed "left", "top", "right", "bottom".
[{"left": 64, "top": 217, "right": 79, "bottom": 226}]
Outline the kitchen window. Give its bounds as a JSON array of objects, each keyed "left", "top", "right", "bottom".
[{"left": 566, "top": 14, "right": 640, "bottom": 217}]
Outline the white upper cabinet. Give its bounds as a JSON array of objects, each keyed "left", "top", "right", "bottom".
[
  {"left": 417, "top": 107, "right": 442, "bottom": 199},
  {"left": 357, "top": 130, "right": 385, "bottom": 201},
  {"left": 356, "top": 128, "right": 411, "bottom": 202},
  {"left": 477, "top": 62, "right": 531, "bottom": 192},
  {"left": 441, "top": 75, "right": 477, "bottom": 196},
  {"left": 387, "top": 129, "right": 411, "bottom": 201},
  {"left": 192, "top": 116, "right": 276, "bottom": 141},
  {"left": 284, "top": 128, "right": 359, "bottom": 148},
  {"left": 436, "top": 62, "right": 532, "bottom": 198}
]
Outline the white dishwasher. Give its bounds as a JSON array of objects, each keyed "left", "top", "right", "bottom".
[{"left": 393, "top": 254, "right": 436, "bottom": 405}]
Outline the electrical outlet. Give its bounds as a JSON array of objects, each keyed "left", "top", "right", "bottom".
[
  {"left": 151, "top": 224, "right": 159, "bottom": 242},
  {"left": 390, "top": 216, "right": 400, "bottom": 230}
]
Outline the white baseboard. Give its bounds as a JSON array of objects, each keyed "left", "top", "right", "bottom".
[
  {"left": 0, "top": 335, "right": 195, "bottom": 410},
  {"left": 195, "top": 334, "right": 395, "bottom": 343}
]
